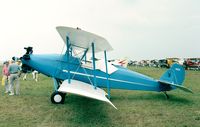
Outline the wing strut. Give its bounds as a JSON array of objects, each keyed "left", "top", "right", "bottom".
[
  {"left": 66, "top": 36, "right": 71, "bottom": 84},
  {"left": 80, "top": 48, "right": 89, "bottom": 61},
  {"left": 104, "top": 50, "right": 111, "bottom": 99},
  {"left": 92, "top": 42, "right": 97, "bottom": 89}
]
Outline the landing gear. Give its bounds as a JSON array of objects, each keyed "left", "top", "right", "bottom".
[
  {"left": 51, "top": 78, "right": 66, "bottom": 104},
  {"left": 51, "top": 91, "right": 66, "bottom": 104},
  {"left": 163, "top": 91, "right": 169, "bottom": 99}
]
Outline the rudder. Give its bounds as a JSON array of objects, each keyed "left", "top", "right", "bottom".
[{"left": 160, "top": 63, "right": 185, "bottom": 85}]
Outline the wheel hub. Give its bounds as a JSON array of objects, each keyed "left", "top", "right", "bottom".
[{"left": 54, "top": 94, "right": 62, "bottom": 103}]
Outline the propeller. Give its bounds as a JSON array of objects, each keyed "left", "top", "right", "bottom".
[
  {"left": 20, "top": 47, "right": 34, "bottom": 73},
  {"left": 21, "top": 47, "right": 33, "bottom": 60},
  {"left": 24, "top": 47, "right": 33, "bottom": 55}
]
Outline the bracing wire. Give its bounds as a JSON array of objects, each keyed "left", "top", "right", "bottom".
[{"left": 71, "top": 49, "right": 93, "bottom": 85}]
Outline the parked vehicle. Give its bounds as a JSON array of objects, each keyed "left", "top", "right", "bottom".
[
  {"left": 128, "top": 60, "right": 138, "bottom": 66},
  {"left": 166, "top": 58, "right": 184, "bottom": 67},
  {"left": 158, "top": 59, "right": 169, "bottom": 68},
  {"left": 184, "top": 58, "right": 200, "bottom": 70},
  {"left": 150, "top": 59, "right": 159, "bottom": 67}
]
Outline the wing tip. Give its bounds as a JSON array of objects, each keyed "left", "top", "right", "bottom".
[{"left": 106, "top": 99, "right": 118, "bottom": 110}]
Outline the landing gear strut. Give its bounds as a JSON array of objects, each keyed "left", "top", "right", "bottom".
[
  {"left": 163, "top": 91, "right": 169, "bottom": 99},
  {"left": 51, "top": 78, "right": 66, "bottom": 104},
  {"left": 51, "top": 91, "right": 66, "bottom": 104}
]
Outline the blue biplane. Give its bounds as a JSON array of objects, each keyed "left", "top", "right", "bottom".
[{"left": 21, "top": 26, "right": 193, "bottom": 109}]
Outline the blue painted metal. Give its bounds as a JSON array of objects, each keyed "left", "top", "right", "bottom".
[
  {"left": 104, "top": 50, "right": 110, "bottom": 99},
  {"left": 91, "top": 43, "right": 97, "bottom": 89},
  {"left": 21, "top": 54, "right": 161, "bottom": 91},
  {"left": 80, "top": 48, "right": 89, "bottom": 61},
  {"left": 66, "top": 36, "right": 71, "bottom": 84},
  {"left": 160, "top": 64, "right": 185, "bottom": 85},
  {"left": 52, "top": 78, "right": 58, "bottom": 91},
  {"left": 70, "top": 47, "right": 73, "bottom": 56}
]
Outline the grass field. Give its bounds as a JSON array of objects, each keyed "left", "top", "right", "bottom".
[{"left": 0, "top": 66, "right": 200, "bottom": 127}]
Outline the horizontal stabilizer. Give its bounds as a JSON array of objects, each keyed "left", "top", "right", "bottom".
[
  {"left": 58, "top": 80, "right": 117, "bottom": 109},
  {"left": 159, "top": 80, "right": 193, "bottom": 93}
]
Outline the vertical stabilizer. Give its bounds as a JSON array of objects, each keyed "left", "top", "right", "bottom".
[{"left": 160, "top": 63, "right": 185, "bottom": 85}]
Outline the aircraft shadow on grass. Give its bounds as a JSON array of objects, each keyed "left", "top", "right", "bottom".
[
  {"left": 63, "top": 95, "right": 111, "bottom": 125},
  {"left": 110, "top": 92, "right": 193, "bottom": 104}
]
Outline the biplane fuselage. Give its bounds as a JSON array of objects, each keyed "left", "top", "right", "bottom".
[{"left": 22, "top": 54, "right": 163, "bottom": 92}]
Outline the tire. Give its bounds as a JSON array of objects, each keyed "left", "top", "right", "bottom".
[{"left": 51, "top": 91, "right": 66, "bottom": 104}]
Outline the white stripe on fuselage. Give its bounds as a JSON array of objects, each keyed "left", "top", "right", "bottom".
[{"left": 62, "top": 70, "right": 155, "bottom": 87}]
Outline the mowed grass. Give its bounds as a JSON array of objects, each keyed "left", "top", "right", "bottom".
[{"left": 0, "top": 66, "right": 200, "bottom": 127}]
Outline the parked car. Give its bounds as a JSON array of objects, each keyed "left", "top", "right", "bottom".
[
  {"left": 158, "top": 59, "right": 169, "bottom": 68},
  {"left": 184, "top": 58, "right": 200, "bottom": 70},
  {"left": 166, "top": 58, "right": 182, "bottom": 67},
  {"left": 150, "top": 59, "right": 159, "bottom": 67},
  {"left": 128, "top": 60, "right": 138, "bottom": 66}
]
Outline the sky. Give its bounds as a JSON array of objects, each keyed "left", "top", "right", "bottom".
[{"left": 0, "top": 0, "right": 199, "bottom": 61}]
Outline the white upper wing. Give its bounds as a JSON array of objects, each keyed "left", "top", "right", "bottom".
[{"left": 56, "top": 26, "right": 113, "bottom": 53}]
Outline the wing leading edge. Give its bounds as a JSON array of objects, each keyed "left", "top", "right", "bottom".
[{"left": 56, "top": 26, "right": 113, "bottom": 53}]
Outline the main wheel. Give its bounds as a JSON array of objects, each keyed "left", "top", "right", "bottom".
[{"left": 51, "top": 91, "right": 66, "bottom": 104}]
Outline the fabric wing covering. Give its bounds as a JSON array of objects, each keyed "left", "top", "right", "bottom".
[
  {"left": 56, "top": 26, "right": 113, "bottom": 53},
  {"left": 58, "top": 80, "right": 117, "bottom": 109}
]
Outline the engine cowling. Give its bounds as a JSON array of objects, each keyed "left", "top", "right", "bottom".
[{"left": 21, "top": 64, "right": 34, "bottom": 73}]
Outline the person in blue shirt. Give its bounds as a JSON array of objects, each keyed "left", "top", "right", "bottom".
[{"left": 8, "top": 60, "right": 21, "bottom": 95}]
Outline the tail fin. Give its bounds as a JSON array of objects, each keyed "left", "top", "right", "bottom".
[
  {"left": 160, "top": 63, "right": 185, "bottom": 85},
  {"left": 159, "top": 64, "right": 193, "bottom": 93}
]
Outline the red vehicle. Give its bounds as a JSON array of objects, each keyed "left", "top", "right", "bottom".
[{"left": 184, "top": 58, "right": 200, "bottom": 70}]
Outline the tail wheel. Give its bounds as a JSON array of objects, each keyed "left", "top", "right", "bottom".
[
  {"left": 51, "top": 91, "right": 66, "bottom": 104},
  {"left": 163, "top": 91, "right": 169, "bottom": 99}
]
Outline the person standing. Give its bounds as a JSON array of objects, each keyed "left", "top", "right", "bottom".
[
  {"left": 8, "top": 60, "right": 21, "bottom": 95},
  {"left": 2, "top": 61, "right": 10, "bottom": 93}
]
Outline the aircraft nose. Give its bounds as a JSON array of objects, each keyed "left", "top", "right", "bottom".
[
  {"left": 21, "top": 47, "right": 33, "bottom": 60},
  {"left": 24, "top": 47, "right": 33, "bottom": 54}
]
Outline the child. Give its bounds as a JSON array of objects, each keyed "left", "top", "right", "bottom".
[{"left": 2, "top": 61, "right": 10, "bottom": 93}]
